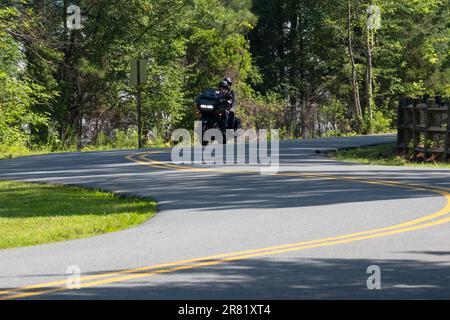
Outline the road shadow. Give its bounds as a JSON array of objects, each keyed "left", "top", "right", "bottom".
[
  {"left": 0, "top": 143, "right": 448, "bottom": 214},
  {"left": 14, "top": 255, "right": 450, "bottom": 300},
  {"left": 405, "top": 251, "right": 450, "bottom": 257}
]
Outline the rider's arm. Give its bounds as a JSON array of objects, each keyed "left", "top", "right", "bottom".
[{"left": 231, "top": 91, "right": 237, "bottom": 110}]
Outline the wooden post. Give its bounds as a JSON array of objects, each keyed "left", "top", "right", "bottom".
[
  {"left": 404, "top": 98, "right": 411, "bottom": 153},
  {"left": 397, "top": 97, "right": 405, "bottom": 151},
  {"left": 404, "top": 98, "right": 413, "bottom": 154},
  {"left": 424, "top": 98, "right": 435, "bottom": 158},
  {"left": 412, "top": 99, "right": 418, "bottom": 152}
]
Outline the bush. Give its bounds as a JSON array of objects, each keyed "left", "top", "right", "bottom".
[
  {"left": 83, "top": 128, "right": 138, "bottom": 151},
  {"left": 362, "top": 111, "right": 393, "bottom": 134}
]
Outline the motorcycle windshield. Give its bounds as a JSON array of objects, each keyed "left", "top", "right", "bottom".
[{"left": 196, "top": 89, "right": 221, "bottom": 104}]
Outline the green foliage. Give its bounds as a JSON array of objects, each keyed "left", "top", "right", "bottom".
[
  {"left": 0, "top": 71, "right": 51, "bottom": 146},
  {"left": 86, "top": 128, "right": 139, "bottom": 150},
  {"left": 377, "top": 0, "right": 449, "bottom": 98},
  {"left": 0, "top": 5, "right": 55, "bottom": 147},
  {"left": 0, "top": 0, "right": 448, "bottom": 151},
  {"left": 249, "top": 0, "right": 449, "bottom": 137},
  {"left": 362, "top": 111, "right": 392, "bottom": 134},
  {"left": 238, "top": 84, "right": 287, "bottom": 133},
  {"left": 0, "top": 143, "right": 48, "bottom": 160},
  {"left": 82, "top": 128, "right": 170, "bottom": 151},
  {"left": 321, "top": 99, "right": 353, "bottom": 136}
]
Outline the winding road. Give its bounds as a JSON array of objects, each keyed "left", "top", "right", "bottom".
[{"left": 1, "top": 134, "right": 450, "bottom": 299}]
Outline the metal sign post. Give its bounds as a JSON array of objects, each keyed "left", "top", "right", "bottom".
[{"left": 131, "top": 58, "right": 147, "bottom": 149}]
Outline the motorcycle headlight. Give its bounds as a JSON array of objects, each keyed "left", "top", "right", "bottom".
[{"left": 200, "top": 104, "right": 214, "bottom": 110}]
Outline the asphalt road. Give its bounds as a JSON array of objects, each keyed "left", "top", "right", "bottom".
[{"left": 1, "top": 134, "right": 450, "bottom": 299}]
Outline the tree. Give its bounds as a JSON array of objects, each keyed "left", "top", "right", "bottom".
[
  {"left": 0, "top": 4, "right": 53, "bottom": 147},
  {"left": 346, "top": 0, "right": 363, "bottom": 129},
  {"left": 250, "top": 0, "right": 347, "bottom": 138}
]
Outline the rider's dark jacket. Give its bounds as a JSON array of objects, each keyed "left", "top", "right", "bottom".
[{"left": 222, "top": 89, "right": 237, "bottom": 110}]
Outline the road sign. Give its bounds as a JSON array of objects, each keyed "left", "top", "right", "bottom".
[{"left": 130, "top": 59, "right": 147, "bottom": 87}]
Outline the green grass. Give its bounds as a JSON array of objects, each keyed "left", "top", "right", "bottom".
[
  {"left": 332, "top": 143, "right": 450, "bottom": 168},
  {"left": 0, "top": 144, "right": 50, "bottom": 160},
  {"left": 0, "top": 141, "right": 171, "bottom": 160},
  {"left": 0, "top": 180, "right": 157, "bottom": 250}
]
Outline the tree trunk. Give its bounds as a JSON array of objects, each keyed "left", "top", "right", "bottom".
[
  {"left": 347, "top": 0, "right": 362, "bottom": 130},
  {"left": 365, "top": 28, "right": 374, "bottom": 129}
]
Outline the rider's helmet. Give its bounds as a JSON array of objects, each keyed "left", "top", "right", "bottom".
[
  {"left": 224, "top": 77, "right": 233, "bottom": 87},
  {"left": 218, "top": 80, "right": 229, "bottom": 90}
]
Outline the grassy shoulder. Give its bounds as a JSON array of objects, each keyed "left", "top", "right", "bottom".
[
  {"left": 332, "top": 143, "right": 450, "bottom": 168},
  {"left": 0, "top": 180, "right": 156, "bottom": 250},
  {"left": 0, "top": 141, "right": 170, "bottom": 160},
  {"left": 0, "top": 144, "right": 50, "bottom": 160}
]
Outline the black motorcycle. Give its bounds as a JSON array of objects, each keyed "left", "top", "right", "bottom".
[{"left": 196, "top": 89, "right": 242, "bottom": 146}]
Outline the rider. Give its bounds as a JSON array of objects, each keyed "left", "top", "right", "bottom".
[{"left": 218, "top": 77, "right": 236, "bottom": 130}]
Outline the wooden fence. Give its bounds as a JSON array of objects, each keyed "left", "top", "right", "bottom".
[{"left": 397, "top": 96, "right": 450, "bottom": 162}]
